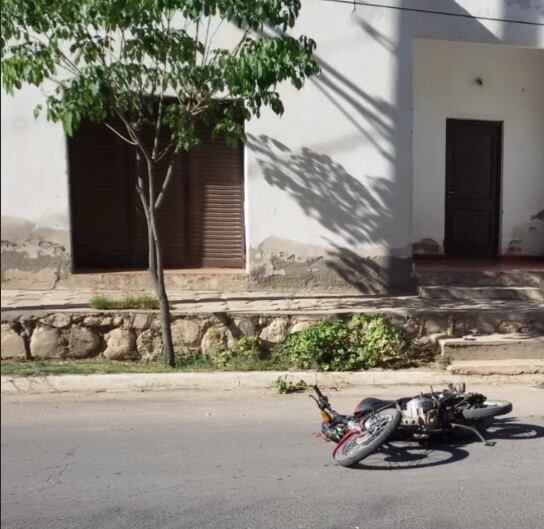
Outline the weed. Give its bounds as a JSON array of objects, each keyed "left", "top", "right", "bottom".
[
  {"left": 279, "top": 316, "right": 409, "bottom": 371},
  {"left": 89, "top": 294, "right": 159, "bottom": 310},
  {"left": 274, "top": 375, "right": 308, "bottom": 394}
]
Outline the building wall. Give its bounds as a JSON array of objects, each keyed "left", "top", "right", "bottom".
[
  {"left": 245, "top": 0, "right": 543, "bottom": 290},
  {"left": 2, "top": 0, "right": 543, "bottom": 292},
  {"left": 1, "top": 86, "right": 72, "bottom": 289},
  {"left": 413, "top": 40, "right": 544, "bottom": 256}
]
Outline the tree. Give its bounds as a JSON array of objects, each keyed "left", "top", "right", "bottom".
[{"left": 1, "top": 0, "right": 319, "bottom": 366}]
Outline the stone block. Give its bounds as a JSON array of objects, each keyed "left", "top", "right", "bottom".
[
  {"left": 234, "top": 318, "right": 257, "bottom": 337},
  {"left": 103, "top": 329, "right": 138, "bottom": 360},
  {"left": 67, "top": 327, "right": 101, "bottom": 358},
  {"left": 200, "top": 325, "right": 233, "bottom": 357},
  {"left": 137, "top": 329, "right": 163, "bottom": 362},
  {"left": 30, "top": 327, "right": 65, "bottom": 359},
  {"left": 172, "top": 319, "right": 201, "bottom": 347},
  {"left": 46, "top": 313, "right": 72, "bottom": 329},
  {"left": 260, "top": 319, "right": 289, "bottom": 343},
  {"left": 83, "top": 316, "right": 113, "bottom": 328},
  {"left": 1, "top": 327, "right": 26, "bottom": 359},
  {"left": 132, "top": 313, "right": 150, "bottom": 330},
  {"left": 423, "top": 316, "right": 450, "bottom": 335},
  {"left": 290, "top": 321, "right": 313, "bottom": 334}
]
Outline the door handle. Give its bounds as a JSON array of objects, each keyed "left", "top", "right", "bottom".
[{"left": 447, "top": 190, "right": 455, "bottom": 198}]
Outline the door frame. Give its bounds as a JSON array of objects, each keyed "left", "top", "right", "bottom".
[{"left": 444, "top": 118, "right": 503, "bottom": 259}]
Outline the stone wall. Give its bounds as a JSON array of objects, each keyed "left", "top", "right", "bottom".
[
  {"left": 2, "top": 310, "right": 542, "bottom": 362},
  {"left": 1, "top": 312, "right": 316, "bottom": 361}
]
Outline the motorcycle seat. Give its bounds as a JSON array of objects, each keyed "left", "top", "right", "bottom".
[{"left": 354, "top": 397, "right": 395, "bottom": 415}]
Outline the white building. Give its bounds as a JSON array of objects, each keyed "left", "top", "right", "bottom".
[{"left": 2, "top": 0, "right": 543, "bottom": 293}]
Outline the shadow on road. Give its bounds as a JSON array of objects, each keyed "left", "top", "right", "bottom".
[
  {"left": 348, "top": 418, "right": 544, "bottom": 471},
  {"left": 481, "top": 417, "right": 544, "bottom": 441},
  {"left": 355, "top": 442, "right": 470, "bottom": 470}
]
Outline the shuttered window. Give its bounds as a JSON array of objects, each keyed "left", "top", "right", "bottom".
[
  {"left": 188, "top": 125, "right": 246, "bottom": 268},
  {"left": 68, "top": 120, "right": 245, "bottom": 270}
]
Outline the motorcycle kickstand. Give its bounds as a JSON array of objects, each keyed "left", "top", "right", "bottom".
[{"left": 451, "top": 423, "right": 496, "bottom": 446}]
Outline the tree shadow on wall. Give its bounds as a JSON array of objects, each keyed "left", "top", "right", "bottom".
[{"left": 248, "top": 135, "right": 411, "bottom": 293}]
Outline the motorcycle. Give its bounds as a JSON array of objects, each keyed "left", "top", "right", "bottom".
[{"left": 310, "top": 383, "right": 513, "bottom": 467}]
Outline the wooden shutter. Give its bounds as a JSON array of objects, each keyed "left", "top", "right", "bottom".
[
  {"left": 145, "top": 128, "right": 187, "bottom": 268},
  {"left": 68, "top": 121, "right": 136, "bottom": 269},
  {"left": 69, "top": 117, "right": 245, "bottom": 271},
  {"left": 188, "top": 127, "right": 245, "bottom": 268}
]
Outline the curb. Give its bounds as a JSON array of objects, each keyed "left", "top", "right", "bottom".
[{"left": 2, "top": 370, "right": 543, "bottom": 394}]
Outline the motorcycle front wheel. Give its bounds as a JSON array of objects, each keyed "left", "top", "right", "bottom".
[{"left": 333, "top": 408, "right": 401, "bottom": 468}]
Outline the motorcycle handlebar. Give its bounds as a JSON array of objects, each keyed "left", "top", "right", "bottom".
[{"left": 312, "top": 385, "right": 325, "bottom": 398}]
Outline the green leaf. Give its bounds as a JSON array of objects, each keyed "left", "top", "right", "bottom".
[
  {"left": 33, "top": 103, "right": 42, "bottom": 119},
  {"left": 62, "top": 112, "right": 73, "bottom": 136}
]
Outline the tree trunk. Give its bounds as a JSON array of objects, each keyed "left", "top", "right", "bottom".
[
  {"left": 143, "top": 160, "right": 176, "bottom": 367},
  {"left": 155, "top": 258, "right": 175, "bottom": 367},
  {"left": 146, "top": 224, "right": 175, "bottom": 367}
]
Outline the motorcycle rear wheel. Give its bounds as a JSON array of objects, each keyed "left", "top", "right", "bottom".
[
  {"left": 333, "top": 408, "right": 401, "bottom": 468},
  {"left": 459, "top": 399, "right": 512, "bottom": 421}
]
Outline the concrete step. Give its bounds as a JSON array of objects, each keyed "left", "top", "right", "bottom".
[
  {"left": 419, "top": 286, "right": 544, "bottom": 301},
  {"left": 447, "top": 359, "right": 544, "bottom": 376},
  {"left": 416, "top": 270, "right": 544, "bottom": 287},
  {"left": 439, "top": 334, "right": 544, "bottom": 361}
]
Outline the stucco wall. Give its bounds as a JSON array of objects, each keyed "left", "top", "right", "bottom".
[
  {"left": 245, "top": 1, "right": 414, "bottom": 292},
  {"left": 2, "top": 0, "right": 543, "bottom": 292},
  {"left": 412, "top": 40, "right": 544, "bottom": 255},
  {"left": 1, "top": 86, "right": 72, "bottom": 289},
  {"left": 245, "top": 0, "right": 544, "bottom": 289}
]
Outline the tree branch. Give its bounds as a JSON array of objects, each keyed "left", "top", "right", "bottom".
[
  {"left": 232, "top": 29, "right": 250, "bottom": 56},
  {"left": 115, "top": 110, "right": 151, "bottom": 164},
  {"left": 105, "top": 123, "right": 137, "bottom": 145},
  {"left": 154, "top": 156, "right": 178, "bottom": 210},
  {"left": 155, "top": 141, "right": 175, "bottom": 163},
  {"left": 208, "top": 19, "right": 224, "bottom": 51},
  {"left": 151, "top": 15, "right": 174, "bottom": 161},
  {"left": 201, "top": 17, "right": 211, "bottom": 66}
]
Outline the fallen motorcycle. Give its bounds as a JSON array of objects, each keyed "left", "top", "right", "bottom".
[{"left": 310, "top": 383, "right": 512, "bottom": 467}]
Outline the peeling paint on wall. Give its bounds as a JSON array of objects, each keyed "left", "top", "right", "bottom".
[
  {"left": 249, "top": 236, "right": 414, "bottom": 294},
  {"left": 1, "top": 216, "right": 71, "bottom": 289},
  {"left": 506, "top": 0, "right": 544, "bottom": 13},
  {"left": 506, "top": 210, "right": 544, "bottom": 256}
]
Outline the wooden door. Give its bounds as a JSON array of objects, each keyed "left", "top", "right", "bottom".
[{"left": 445, "top": 119, "right": 502, "bottom": 258}]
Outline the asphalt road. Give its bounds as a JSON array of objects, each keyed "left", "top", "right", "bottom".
[{"left": 2, "top": 384, "right": 544, "bottom": 529}]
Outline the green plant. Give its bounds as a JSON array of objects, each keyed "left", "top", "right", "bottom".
[
  {"left": 279, "top": 320, "right": 356, "bottom": 371},
  {"left": 174, "top": 352, "right": 215, "bottom": 370},
  {"left": 210, "top": 348, "right": 237, "bottom": 368},
  {"left": 89, "top": 294, "right": 159, "bottom": 310},
  {"left": 274, "top": 375, "right": 308, "bottom": 394},
  {"left": 210, "top": 336, "right": 263, "bottom": 369},
  {"left": 279, "top": 316, "right": 409, "bottom": 371},
  {"left": 236, "top": 336, "right": 263, "bottom": 359},
  {"left": 206, "top": 328, "right": 222, "bottom": 342},
  {"left": 349, "top": 314, "right": 409, "bottom": 368}
]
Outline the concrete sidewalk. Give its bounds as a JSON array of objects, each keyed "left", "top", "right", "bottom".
[
  {"left": 2, "top": 369, "right": 543, "bottom": 395},
  {"left": 2, "top": 288, "right": 543, "bottom": 314}
]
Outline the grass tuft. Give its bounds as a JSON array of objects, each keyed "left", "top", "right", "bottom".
[{"left": 89, "top": 294, "right": 159, "bottom": 310}]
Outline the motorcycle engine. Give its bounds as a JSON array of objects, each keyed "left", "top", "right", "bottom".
[{"left": 402, "top": 397, "right": 438, "bottom": 427}]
